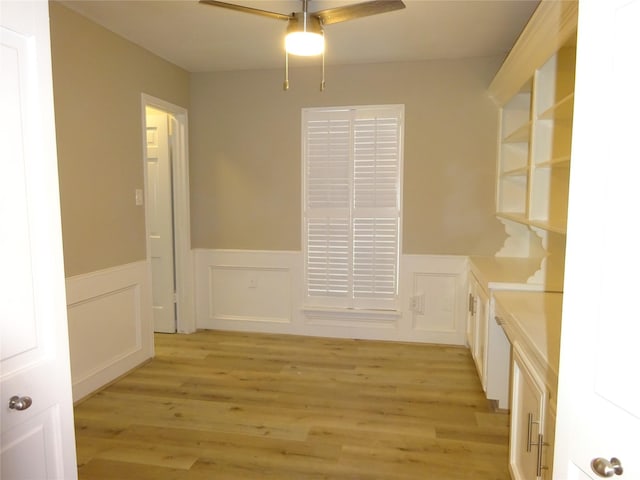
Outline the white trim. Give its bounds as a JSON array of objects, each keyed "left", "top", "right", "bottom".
[
  {"left": 141, "top": 94, "right": 195, "bottom": 333},
  {"left": 65, "top": 261, "right": 153, "bottom": 402}
]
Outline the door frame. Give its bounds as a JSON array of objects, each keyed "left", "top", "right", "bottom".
[{"left": 141, "top": 93, "right": 195, "bottom": 333}]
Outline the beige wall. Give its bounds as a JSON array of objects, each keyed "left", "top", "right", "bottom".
[
  {"left": 50, "top": 2, "right": 507, "bottom": 274},
  {"left": 190, "top": 59, "right": 506, "bottom": 255},
  {"left": 49, "top": 2, "right": 190, "bottom": 277}
]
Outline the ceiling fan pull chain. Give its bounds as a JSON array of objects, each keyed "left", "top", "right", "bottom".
[
  {"left": 320, "top": 33, "right": 326, "bottom": 91},
  {"left": 284, "top": 51, "right": 290, "bottom": 91}
]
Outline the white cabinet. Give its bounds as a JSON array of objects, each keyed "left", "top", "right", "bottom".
[
  {"left": 465, "top": 281, "right": 476, "bottom": 357},
  {"left": 467, "top": 273, "right": 488, "bottom": 390},
  {"left": 510, "top": 344, "right": 552, "bottom": 479},
  {"left": 467, "top": 257, "right": 541, "bottom": 409},
  {"left": 493, "top": 290, "right": 562, "bottom": 480},
  {"left": 466, "top": 267, "right": 512, "bottom": 409}
]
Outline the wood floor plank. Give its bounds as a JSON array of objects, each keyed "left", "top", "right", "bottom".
[{"left": 75, "top": 330, "right": 510, "bottom": 479}]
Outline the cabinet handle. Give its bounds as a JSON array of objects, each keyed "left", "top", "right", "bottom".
[
  {"left": 536, "top": 433, "right": 549, "bottom": 477},
  {"left": 468, "top": 293, "right": 475, "bottom": 315},
  {"left": 526, "top": 413, "right": 541, "bottom": 453}
]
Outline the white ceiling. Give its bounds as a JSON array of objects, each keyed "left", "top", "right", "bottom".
[{"left": 58, "top": 0, "right": 540, "bottom": 73}]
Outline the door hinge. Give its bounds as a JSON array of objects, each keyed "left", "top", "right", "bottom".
[{"left": 173, "top": 292, "right": 178, "bottom": 304}]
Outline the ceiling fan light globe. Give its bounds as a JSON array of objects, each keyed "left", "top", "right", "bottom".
[{"left": 285, "top": 31, "right": 324, "bottom": 56}]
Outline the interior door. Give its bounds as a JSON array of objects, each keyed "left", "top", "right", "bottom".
[
  {"left": 145, "top": 107, "right": 177, "bottom": 333},
  {"left": 554, "top": 0, "right": 639, "bottom": 478},
  {"left": 0, "top": 1, "right": 77, "bottom": 478}
]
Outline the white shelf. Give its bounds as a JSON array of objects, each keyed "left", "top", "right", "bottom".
[
  {"left": 503, "top": 122, "right": 531, "bottom": 143},
  {"left": 501, "top": 166, "right": 529, "bottom": 177},
  {"left": 529, "top": 219, "right": 566, "bottom": 235},
  {"left": 539, "top": 93, "right": 574, "bottom": 121},
  {"left": 496, "top": 212, "right": 530, "bottom": 228},
  {"left": 535, "top": 156, "right": 570, "bottom": 169}
]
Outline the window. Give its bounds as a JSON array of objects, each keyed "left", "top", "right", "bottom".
[{"left": 302, "top": 105, "right": 404, "bottom": 310}]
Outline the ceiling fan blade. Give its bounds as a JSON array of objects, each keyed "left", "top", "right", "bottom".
[
  {"left": 312, "top": 0, "right": 405, "bottom": 25},
  {"left": 199, "top": 0, "right": 292, "bottom": 21}
]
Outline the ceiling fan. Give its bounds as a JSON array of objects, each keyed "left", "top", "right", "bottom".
[{"left": 199, "top": 0, "right": 406, "bottom": 90}]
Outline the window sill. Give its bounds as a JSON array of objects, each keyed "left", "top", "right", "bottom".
[{"left": 302, "top": 305, "right": 401, "bottom": 329}]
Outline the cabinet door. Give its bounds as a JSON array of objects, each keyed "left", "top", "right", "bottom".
[
  {"left": 510, "top": 344, "right": 549, "bottom": 480},
  {"left": 474, "top": 283, "right": 489, "bottom": 391},
  {"left": 467, "top": 273, "right": 489, "bottom": 391},
  {"left": 466, "top": 278, "right": 477, "bottom": 354}
]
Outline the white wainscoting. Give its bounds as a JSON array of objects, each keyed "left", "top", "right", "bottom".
[
  {"left": 195, "top": 249, "right": 468, "bottom": 345},
  {"left": 66, "top": 261, "right": 153, "bottom": 402},
  {"left": 195, "top": 249, "right": 302, "bottom": 334},
  {"left": 399, "top": 255, "right": 468, "bottom": 345}
]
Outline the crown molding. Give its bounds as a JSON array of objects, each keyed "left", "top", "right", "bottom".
[{"left": 488, "top": 0, "right": 578, "bottom": 106}]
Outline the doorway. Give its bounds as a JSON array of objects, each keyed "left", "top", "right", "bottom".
[{"left": 141, "top": 94, "right": 195, "bottom": 334}]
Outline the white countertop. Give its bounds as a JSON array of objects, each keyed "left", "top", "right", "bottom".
[
  {"left": 469, "top": 256, "right": 544, "bottom": 292},
  {"left": 493, "top": 290, "right": 563, "bottom": 393}
]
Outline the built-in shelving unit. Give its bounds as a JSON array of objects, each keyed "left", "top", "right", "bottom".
[
  {"left": 479, "top": 2, "right": 579, "bottom": 478},
  {"left": 489, "top": 14, "right": 577, "bottom": 292},
  {"left": 496, "top": 40, "right": 576, "bottom": 237}
]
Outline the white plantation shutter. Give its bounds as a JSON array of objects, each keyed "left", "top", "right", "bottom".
[
  {"left": 303, "top": 105, "right": 403, "bottom": 310},
  {"left": 307, "top": 218, "right": 349, "bottom": 297}
]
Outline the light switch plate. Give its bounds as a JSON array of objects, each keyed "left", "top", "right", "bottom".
[{"left": 135, "top": 189, "right": 143, "bottom": 206}]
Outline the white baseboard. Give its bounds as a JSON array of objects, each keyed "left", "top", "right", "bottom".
[
  {"left": 65, "top": 261, "right": 153, "bottom": 402},
  {"left": 195, "top": 249, "right": 468, "bottom": 345}
]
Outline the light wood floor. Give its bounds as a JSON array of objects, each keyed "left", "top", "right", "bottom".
[{"left": 74, "top": 330, "right": 510, "bottom": 479}]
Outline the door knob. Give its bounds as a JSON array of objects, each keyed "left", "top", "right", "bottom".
[
  {"left": 591, "top": 457, "right": 623, "bottom": 477},
  {"left": 8, "top": 395, "right": 32, "bottom": 411}
]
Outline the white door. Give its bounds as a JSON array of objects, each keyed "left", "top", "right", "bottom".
[
  {"left": 554, "top": 0, "right": 640, "bottom": 478},
  {"left": 145, "top": 107, "right": 177, "bottom": 333},
  {"left": 0, "top": 1, "right": 77, "bottom": 478}
]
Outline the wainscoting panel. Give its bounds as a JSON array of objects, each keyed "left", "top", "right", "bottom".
[
  {"left": 195, "top": 250, "right": 468, "bottom": 345},
  {"left": 209, "top": 265, "right": 292, "bottom": 324},
  {"left": 400, "top": 255, "right": 468, "bottom": 345},
  {"left": 412, "top": 273, "right": 457, "bottom": 332},
  {"left": 195, "top": 250, "right": 302, "bottom": 334},
  {"left": 66, "top": 261, "right": 153, "bottom": 402}
]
